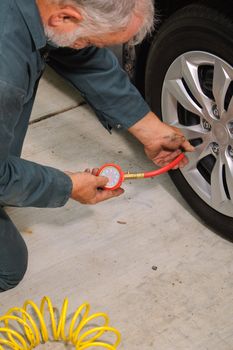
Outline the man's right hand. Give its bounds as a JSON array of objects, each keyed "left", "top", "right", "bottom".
[
  {"left": 128, "top": 111, "right": 195, "bottom": 168},
  {"left": 66, "top": 170, "right": 124, "bottom": 205}
]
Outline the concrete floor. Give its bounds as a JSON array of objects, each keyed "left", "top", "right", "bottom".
[{"left": 0, "top": 66, "right": 233, "bottom": 350}]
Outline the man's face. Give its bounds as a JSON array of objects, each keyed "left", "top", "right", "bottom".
[{"left": 45, "top": 12, "right": 143, "bottom": 49}]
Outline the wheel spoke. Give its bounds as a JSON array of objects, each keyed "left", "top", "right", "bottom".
[
  {"left": 164, "top": 78, "right": 204, "bottom": 118},
  {"left": 225, "top": 96, "right": 233, "bottom": 122},
  {"left": 182, "top": 152, "right": 198, "bottom": 172},
  {"left": 213, "top": 60, "right": 231, "bottom": 117},
  {"left": 183, "top": 140, "right": 212, "bottom": 172},
  {"left": 176, "top": 124, "right": 206, "bottom": 141},
  {"left": 224, "top": 154, "right": 233, "bottom": 200},
  {"left": 196, "top": 141, "right": 213, "bottom": 160},
  {"left": 210, "top": 157, "right": 228, "bottom": 205},
  {"left": 181, "top": 57, "right": 212, "bottom": 112}
]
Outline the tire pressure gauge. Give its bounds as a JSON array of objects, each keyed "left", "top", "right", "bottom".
[
  {"left": 97, "top": 164, "right": 124, "bottom": 190},
  {"left": 97, "top": 153, "right": 185, "bottom": 190}
]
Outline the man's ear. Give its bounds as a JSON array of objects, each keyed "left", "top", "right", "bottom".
[{"left": 49, "top": 6, "right": 83, "bottom": 27}]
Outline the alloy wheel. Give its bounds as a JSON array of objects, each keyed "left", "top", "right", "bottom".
[{"left": 162, "top": 51, "right": 233, "bottom": 217}]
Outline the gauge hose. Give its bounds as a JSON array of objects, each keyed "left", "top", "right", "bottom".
[
  {"left": 124, "top": 153, "right": 185, "bottom": 180},
  {"left": 0, "top": 297, "right": 121, "bottom": 350}
]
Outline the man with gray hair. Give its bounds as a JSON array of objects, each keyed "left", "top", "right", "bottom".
[{"left": 0, "top": 0, "right": 194, "bottom": 292}]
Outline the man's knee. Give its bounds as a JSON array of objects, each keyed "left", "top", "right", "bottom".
[
  {"left": 0, "top": 244, "right": 28, "bottom": 292},
  {"left": 0, "top": 208, "right": 28, "bottom": 292}
]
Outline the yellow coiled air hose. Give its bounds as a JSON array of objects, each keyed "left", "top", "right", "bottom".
[{"left": 0, "top": 296, "right": 121, "bottom": 350}]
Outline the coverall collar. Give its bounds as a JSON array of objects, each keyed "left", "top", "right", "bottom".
[{"left": 15, "top": 0, "right": 46, "bottom": 50}]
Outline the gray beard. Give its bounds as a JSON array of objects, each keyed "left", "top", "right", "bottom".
[{"left": 44, "top": 25, "right": 80, "bottom": 47}]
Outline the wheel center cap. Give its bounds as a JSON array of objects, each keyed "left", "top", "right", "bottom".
[{"left": 213, "top": 123, "right": 229, "bottom": 145}]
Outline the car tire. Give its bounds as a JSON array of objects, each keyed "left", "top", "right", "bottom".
[{"left": 145, "top": 4, "right": 233, "bottom": 240}]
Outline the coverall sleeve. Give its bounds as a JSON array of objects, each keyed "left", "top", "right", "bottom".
[
  {"left": 48, "top": 46, "right": 151, "bottom": 130},
  {"left": 0, "top": 80, "right": 72, "bottom": 208}
]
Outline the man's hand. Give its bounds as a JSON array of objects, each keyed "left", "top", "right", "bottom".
[
  {"left": 66, "top": 169, "right": 124, "bottom": 204},
  {"left": 128, "top": 111, "right": 195, "bottom": 168}
]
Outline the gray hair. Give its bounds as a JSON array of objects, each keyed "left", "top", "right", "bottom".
[{"left": 50, "top": 0, "right": 155, "bottom": 45}]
